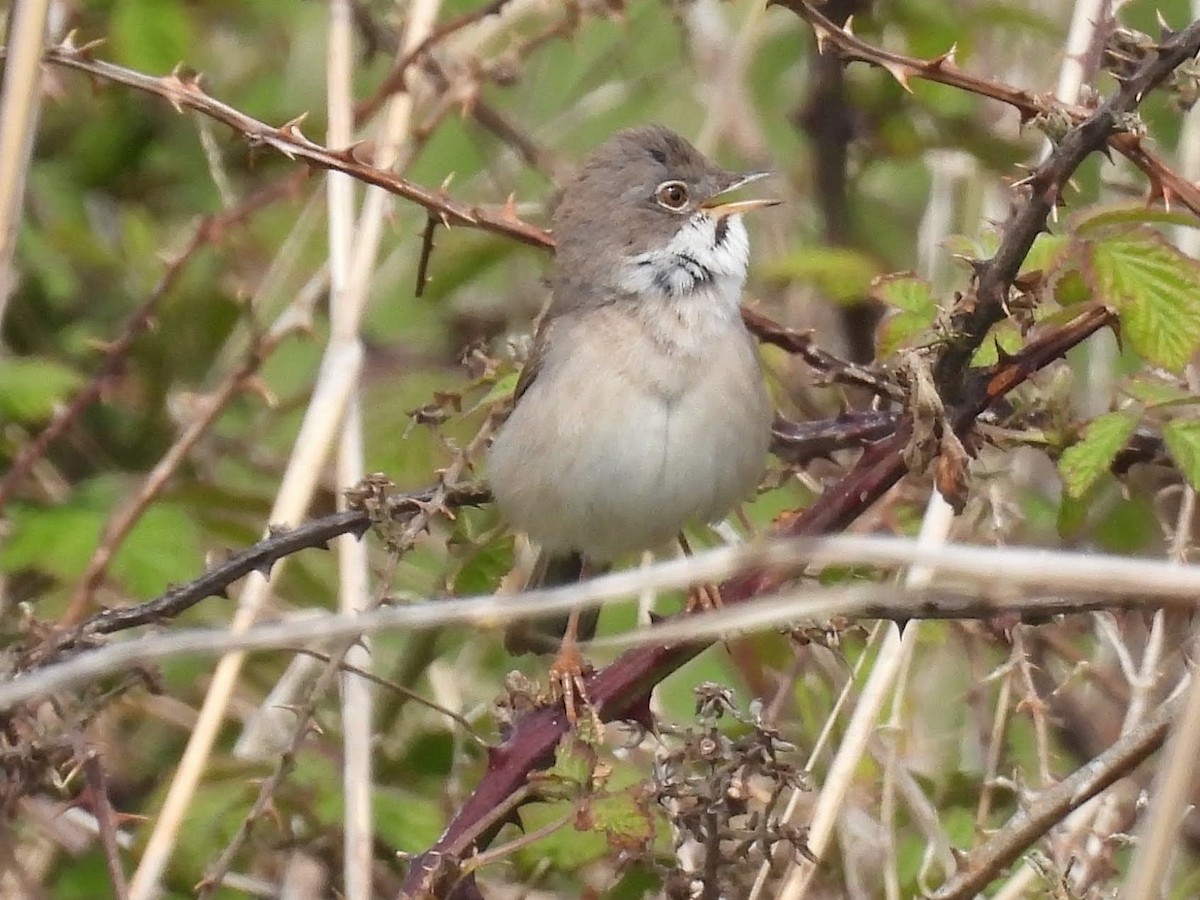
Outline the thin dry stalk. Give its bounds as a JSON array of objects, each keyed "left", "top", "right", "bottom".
[
  {"left": 325, "top": 2, "right": 373, "bottom": 898},
  {"left": 0, "top": 0, "right": 50, "bottom": 335},
  {"left": 16, "top": 533, "right": 1200, "bottom": 714},
  {"left": 773, "top": 494, "right": 955, "bottom": 899}
]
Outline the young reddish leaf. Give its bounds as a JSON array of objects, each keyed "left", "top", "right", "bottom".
[{"left": 576, "top": 788, "right": 655, "bottom": 853}]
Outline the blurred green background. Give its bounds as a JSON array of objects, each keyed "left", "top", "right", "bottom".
[{"left": 5, "top": 0, "right": 1200, "bottom": 896}]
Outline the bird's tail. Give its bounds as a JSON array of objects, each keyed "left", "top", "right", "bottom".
[{"left": 503, "top": 550, "right": 602, "bottom": 655}]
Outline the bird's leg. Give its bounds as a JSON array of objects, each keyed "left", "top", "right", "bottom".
[
  {"left": 547, "top": 564, "right": 602, "bottom": 737},
  {"left": 679, "top": 533, "right": 723, "bottom": 613}
]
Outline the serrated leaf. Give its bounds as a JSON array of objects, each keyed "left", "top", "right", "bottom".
[
  {"left": 545, "top": 737, "right": 596, "bottom": 789},
  {"left": 871, "top": 274, "right": 937, "bottom": 358},
  {"left": 1059, "top": 410, "right": 1139, "bottom": 499},
  {"left": 0, "top": 357, "right": 83, "bottom": 423},
  {"left": 1072, "top": 203, "right": 1200, "bottom": 237},
  {"left": 1084, "top": 229, "right": 1200, "bottom": 371},
  {"left": 579, "top": 789, "right": 655, "bottom": 852},
  {"left": 1164, "top": 419, "right": 1200, "bottom": 491},
  {"left": 451, "top": 538, "right": 513, "bottom": 595}
]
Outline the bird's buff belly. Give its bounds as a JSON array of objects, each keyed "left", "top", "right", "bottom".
[{"left": 489, "top": 371, "right": 769, "bottom": 562}]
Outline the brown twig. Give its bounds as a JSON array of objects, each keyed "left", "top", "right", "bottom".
[
  {"left": 41, "top": 37, "right": 555, "bottom": 251},
  {"left": 352, "top": 0, "right": 516, "bottom": 125},
  {"left": 741, "top": 306, "right": 903, "bottom": 400},
  {"left": 769, "top": 410, "right": 899, "bottom": 464},
  {"left": 929, "top": 688, "right": 1178, "bottom": 899},
  {"left": 769, "top": 1, "right": 1200, "bottom": 400},
  {"left": 39, "top": 482, "right": 491, "bottom": 659},
  {"left": 74, "top": 741, "right": 131, "bottom": 900},
  {"left": 771, "top": 0, "right": 1200, "bottom": 218},
  {"left": 414, "top": 212, "right": 440, "bottom": 298}
]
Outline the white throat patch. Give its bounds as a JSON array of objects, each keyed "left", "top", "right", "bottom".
[{"left": 615, "top": 213, "right": 751, "bottom": 317}]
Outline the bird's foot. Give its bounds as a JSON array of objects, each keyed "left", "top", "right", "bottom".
[
  {"left": 685, "top": 581, "right": 723, "bottom": 614},
  {"left": 547, "top": 641, "right": 602, "bottom": 739}
]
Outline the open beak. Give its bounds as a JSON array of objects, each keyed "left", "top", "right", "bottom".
[{"left": 701, "top": 171, "right": 780, "bottom": 220}]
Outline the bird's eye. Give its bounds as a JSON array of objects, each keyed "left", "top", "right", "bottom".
[{"left": 655, "top": 180, "right": 689, "bottom": 211}]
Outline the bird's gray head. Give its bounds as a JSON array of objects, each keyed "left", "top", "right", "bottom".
[{"left": 551, "top": 126, "right": 776, "bottom": 310}]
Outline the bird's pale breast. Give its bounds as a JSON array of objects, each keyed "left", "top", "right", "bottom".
[{"left": 488, "top": 301, "right": 770, "bottom": 561}]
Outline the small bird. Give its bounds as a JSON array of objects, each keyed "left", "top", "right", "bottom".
[{"left": 488, "top": 125, "right": 776, "bottom": 718}]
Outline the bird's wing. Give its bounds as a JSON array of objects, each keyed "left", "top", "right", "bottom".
[{"left": 511, "top": 314, "right": 557, "bottom": 405}]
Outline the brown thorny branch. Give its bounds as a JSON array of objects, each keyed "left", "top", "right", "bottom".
[
  {"left": 39, "top": 36, "right": 554, "bottom": 250},
  {"left": 7, "top": 13, "right": 1200, "bottom": 898}
]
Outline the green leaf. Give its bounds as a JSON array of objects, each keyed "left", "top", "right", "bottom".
[
  {"left": 0, "top": 357, "right": 83, "bottom": 423},
  {"left": 111, "top": 501, "right": 203, "bottom": 597},
  {"left": 1054, "top": 267, "right": 1091, "bottom": 305},
  {"left": 1072, "top": 203, "right": 1200, "bottom": 237},
  {"left": 1095, "top": 493, "right": 1156, "bottom": 553},
  {"left": 467, "top": 370, "right": 520, "bottom": 413},
  {"left": 971, "top": 320, "right": 1022, "bottom": 366},
  {"left": 373, "top": 788, "right": 445, "bottom": 853},
  {"left": 111, "top": 0, "right": 193, "bottom": 73},
  {"left": 1164, "top": 419, "right": 1200, "bottom": 491},
  {"left": 1057, "top": 491, "right": 1089, "bottom": 538},
  {"left": 762, "top": 246, "right": 881, "bottom": 302},
  {"left": 542, "top": 739, "right": 597, "bottom": 787},
  {"left": 871, "top": 273, "right": 937, "bottom": 358},
  {"left": 451, "top": 537, "right": 513, "bottom": 595},
  {"left": 1058, "top": 410, "right": 1139, "bottom": 499},
  {"left": 1020, "top": 233, "right": 1069, "bottom": 275},
  {"left": 1123, "top": 379, "right": 1193, "bottom": 406},
  {"left": 1084, "top": 228, "right": 1200, "bottom": 371},
  {"left": 1, "top": 501, "right": 105, "bottom": 580},
  {"left": 582, "top": 789, "right": 656, "bottom": 852}
]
